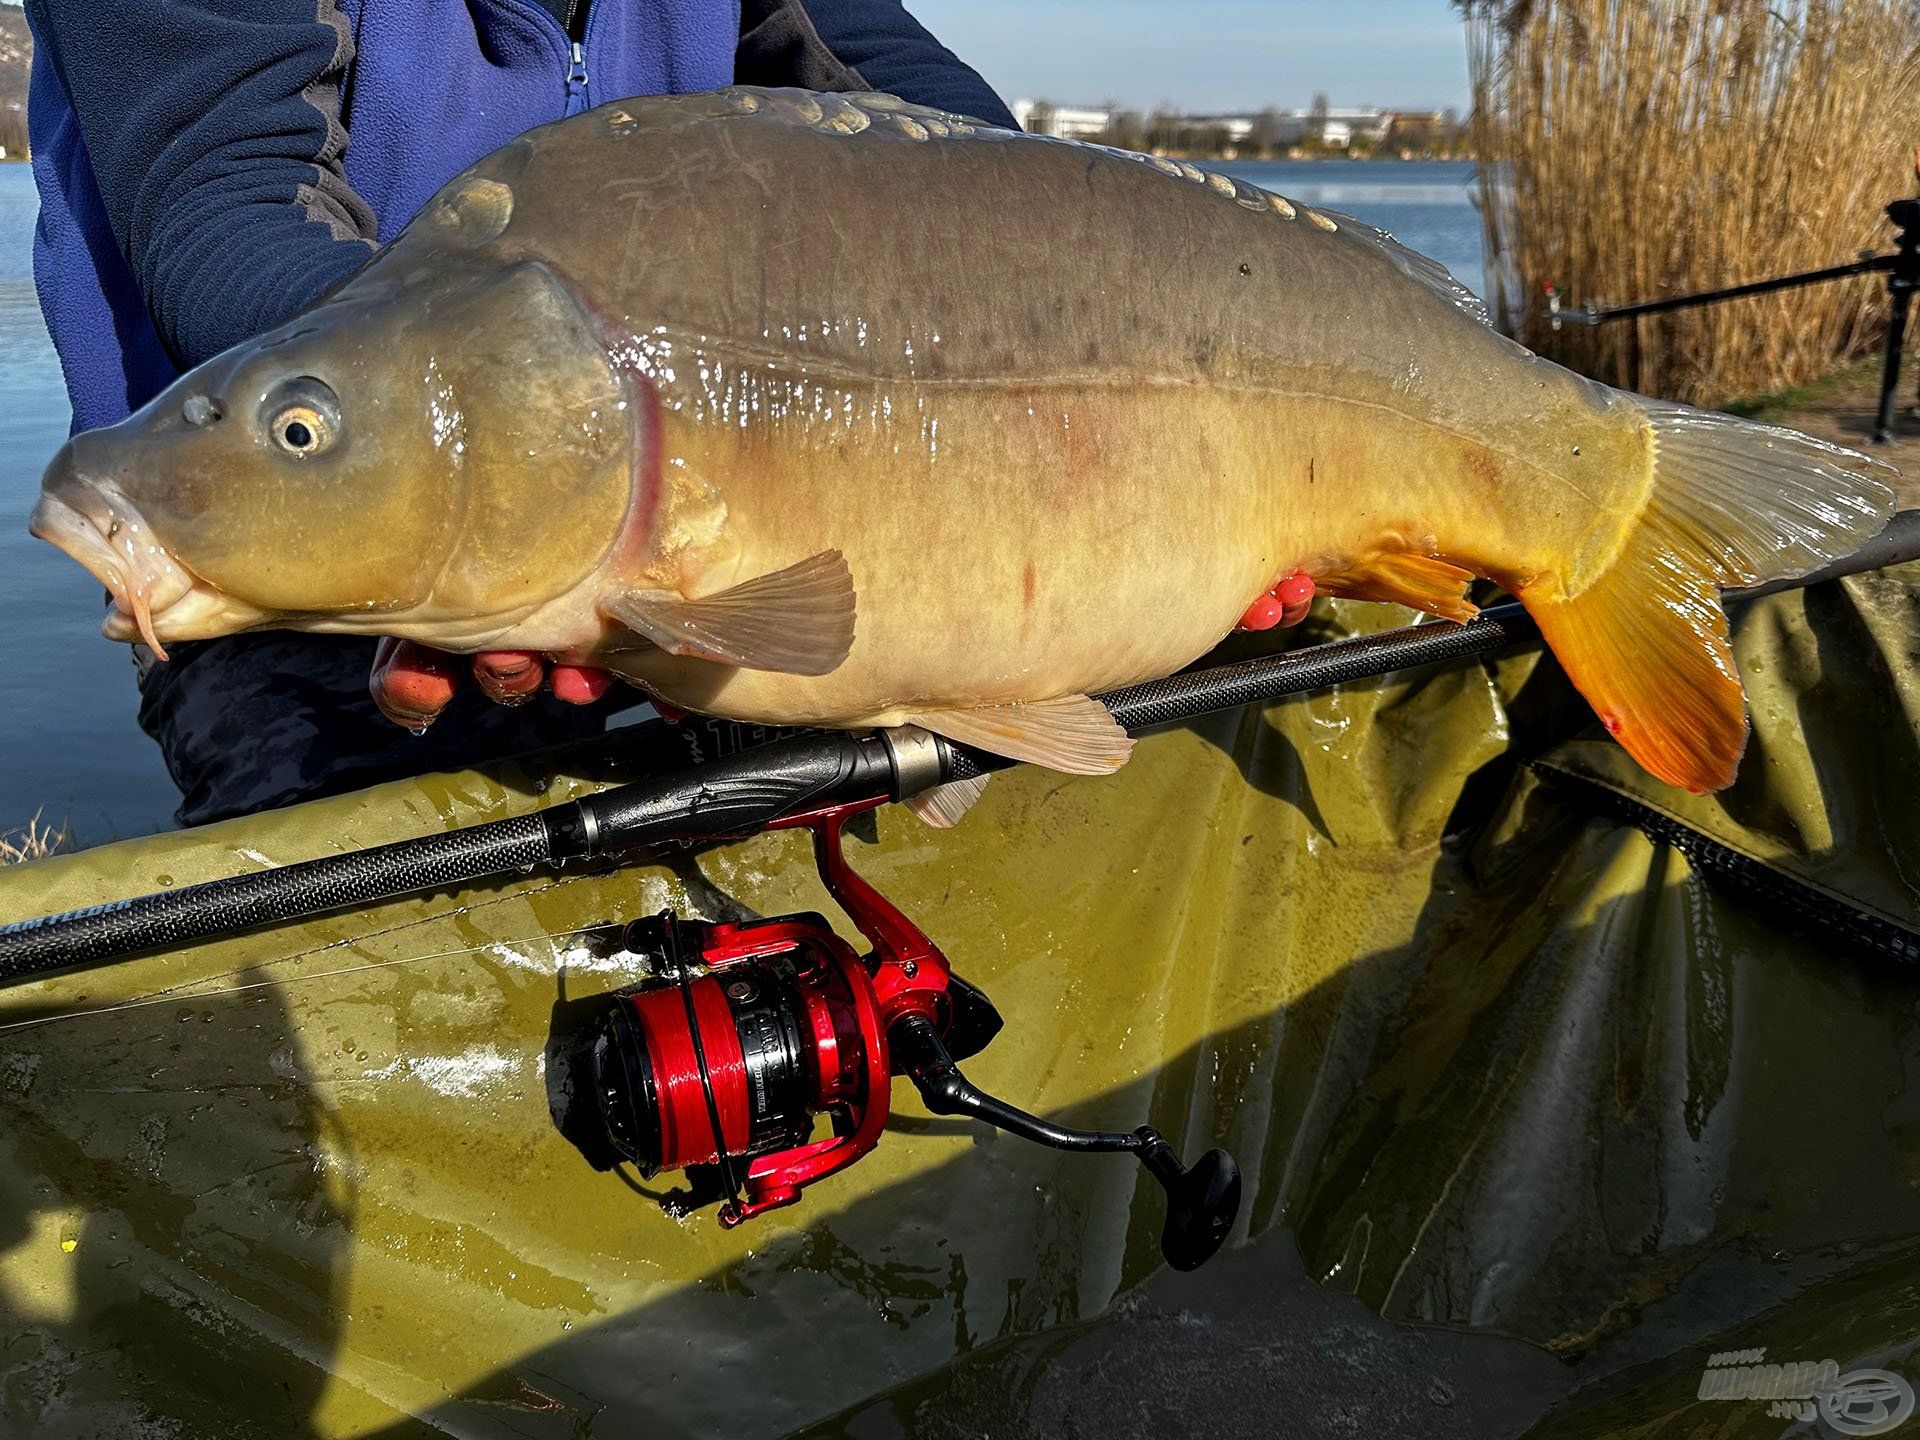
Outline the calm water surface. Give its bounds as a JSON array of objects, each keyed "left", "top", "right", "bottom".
[
  {"left": 0, "top": 164, "right": 182, "bottom": 844},
  {"left": 0, "top": 157, "right": 1485, "bottom": 845},
  {"left": 1214, "top": 159, "right": 1484, "bottom": 299}
]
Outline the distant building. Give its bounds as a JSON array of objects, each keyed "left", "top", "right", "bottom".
[
  {"left": 1011, "top": 101, "right": 1116, "bottom": 139},
  {"left": 1289, "top": 107, "right": 1395, "bottom": 149},
  {"left": 1010, "top": 98, "right": 1423, "bottom": 155},
  {"left": 1387, "top": 110, "right": 1451, "bottom": 148},
  {"left": 1181, "top": 114, "right": 1258, "bottom": 145},
  {"left": 1166, "top": 107, "right": 1396, "bottom": 151}
]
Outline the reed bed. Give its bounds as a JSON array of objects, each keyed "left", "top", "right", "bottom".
[
  {"left": 1, "top": 812, "right": 69, "bottom": 865},
  {"left": 1463, "top": 0, "right": 1920, "bottom": 406}
]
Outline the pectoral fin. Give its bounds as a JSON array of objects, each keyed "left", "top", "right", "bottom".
[
  {"left": 909, "top": 694, "right": 1132, "bottom": 775},
  {"left": 602, "top": 550, "right": 855, "bottom": 675},
  {"left": 1317, "top": 552, "right": 1479, "bottom": 623},
  {"left": 904, "top": 774, "right": 992, "bottom": 828}
]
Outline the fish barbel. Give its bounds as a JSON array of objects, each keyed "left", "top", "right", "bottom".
[{"left": 30, "top": 87, "right": 1901, "bottom": 819}]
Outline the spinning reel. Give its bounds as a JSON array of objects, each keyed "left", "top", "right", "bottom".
[{"left": 568, "top": 800, "right": 1242, "bottom": 1271}]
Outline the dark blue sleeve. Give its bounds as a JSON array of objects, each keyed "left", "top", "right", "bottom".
[
  {"left": 24, "top": 0, "right": 376, "bottom": 370},
  {"left": 797, "top": 0, "right": 1016, "bottom": 128}
]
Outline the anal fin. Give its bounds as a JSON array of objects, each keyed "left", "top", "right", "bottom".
[
  {"left": 1317, "top": 552, "right": 1479, "bottom": 623},
  {"left": 904, "top": 774, "right": 991, "bottom": 828},
  {"left": 601, "top": 550, "right": 855, "bottom": 675},
  {"left": 909, "top": 694, "right": 1132, "bottom": 775}
]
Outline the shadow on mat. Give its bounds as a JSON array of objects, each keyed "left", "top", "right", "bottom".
[{"left": 0, "top": 968, "right": 354, "bottom": 1436}]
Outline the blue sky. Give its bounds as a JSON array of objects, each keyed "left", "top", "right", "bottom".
[
  {"left": 0, "top": 0, "right": 1471, "bottom": 109},
  {"left": 909, "top": 1, "right": 1470, "bottom": 112}
]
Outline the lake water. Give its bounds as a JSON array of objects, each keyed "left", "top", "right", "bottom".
[
  {"left": 0, "top": 157, "right": 1485, "bottom": 846},
  {"left": 0, "top": 163, "right": 185, "bottom": 845},
  {"left": 1216, "top": 158, "right": 1484, "bottom": 299}
]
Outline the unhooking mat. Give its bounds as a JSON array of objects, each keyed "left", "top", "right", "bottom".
[{"left": 1, "top": 564, "right": 1917, "bottom": 1439}]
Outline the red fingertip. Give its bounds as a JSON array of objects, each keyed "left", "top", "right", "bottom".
[
  {"left": 471, "top": 650, "right": 543, "bottom": 704},
  {"left": 653, "top": 699, "right": 687, "bottom": 724},
  {"left": 1276, "top": 573, "right": 1316, "bottom": 607},
  {"left": 1238, "top": 593, "right": 1286, "bottom": 631},
  {"left": 390, "top": 640, "right": 463, "bottom": 679},
  {"left": 371, "top": 642, "right": 462, "bottom": 726},
  {"left": 474, "top": 649, "right": 542, "bottom": 682},
  {"left": 551, "top": 665, "right": 614, "bottom": 705}
]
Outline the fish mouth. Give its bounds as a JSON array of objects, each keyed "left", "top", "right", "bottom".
[{"left": 28, "top": 475, "right": 261, "bottom": 659}]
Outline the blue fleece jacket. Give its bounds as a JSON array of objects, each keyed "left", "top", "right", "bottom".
[{"left": 26, "top": 0, "right": 1015, "bottom": 433}]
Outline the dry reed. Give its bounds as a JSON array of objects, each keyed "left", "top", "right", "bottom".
[
  {"left": 1, "top": 811, "right": 69, "bottom": 865},
  {"left": 1462, "top": 0, "right": 1920, "bottom": 405}
]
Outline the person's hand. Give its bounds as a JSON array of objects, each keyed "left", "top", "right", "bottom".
[
  {"left": 369, "top": 639, "right": 613, "bottom": 729},
  {"left": 368, "top": 575, "right": 1313, "bottom": 730},
  {"left": 1236, "top": 572, "right": 1315, "bottom": 631}
]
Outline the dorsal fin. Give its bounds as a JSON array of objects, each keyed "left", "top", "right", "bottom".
[{"left": 1317, "top": 208, "right": 1494, "bottom": 327}]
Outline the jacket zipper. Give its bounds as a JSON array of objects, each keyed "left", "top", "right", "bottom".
[
  {"left": 565, "top": 40, "right": 589, "bottom": 115},
  {"left": 1544, "top": 767, "right": 1920, "bottom": 966}
]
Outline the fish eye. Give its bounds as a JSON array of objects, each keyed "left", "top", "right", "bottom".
[
  {"left": 261, "top": 378, "right": 342, "bottom": 459},
  {"left": 275, "top": 407, "right": 328, "bottom": 455}
]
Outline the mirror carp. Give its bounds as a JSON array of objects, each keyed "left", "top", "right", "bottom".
[{"left": 30, "top": 87, "right": 1902, "bottom": 819}]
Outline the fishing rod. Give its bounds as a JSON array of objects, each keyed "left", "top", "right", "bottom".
[
  {"left": 0, "top": 605, "right": 1533, "bottom": 979},
  {"left": 5, "top": 508, "right": 1916, "bottom": 981},
  {"left": 3, "top": 510, "right": 1916, "bottom": 1270},
  {"left": 1545, "top": 193, "right": 1920, "bottom": 443},
  {"left": 1546, "top": 254, "right": 1898, "bottom": 326}
]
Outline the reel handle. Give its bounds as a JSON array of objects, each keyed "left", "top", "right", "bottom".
[
  {"left": 1134, "top": 1133, "right": 1243, "bottom": 1273},
  {"left": 892, "top": 1016, "right": 1242, "bottom": 1270}
]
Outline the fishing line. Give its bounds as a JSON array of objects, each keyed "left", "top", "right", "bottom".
[
  {"left": 0, "top": 859, "right": 656, "bottom": 1033},
  {"left": 0, "top": 925, "right": 627, "bottom": 1036}
]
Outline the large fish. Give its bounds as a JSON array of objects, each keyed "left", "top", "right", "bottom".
[{"left": 30, "top": 87, "right": 1901, "bottom": 820}]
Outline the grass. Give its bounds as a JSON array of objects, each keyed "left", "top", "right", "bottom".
[
  {"left": 1718, "top": 354, "right": 1884, "bottom": 421},
  {"left": 1461, "top": 0, "right": 1920, "bottom": 406},
  {"left": 1, "top": 811, "right": 69, "bottom": 865}
]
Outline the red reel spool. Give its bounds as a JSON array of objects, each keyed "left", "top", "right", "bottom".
[
  {"left": 622, "top": 967, "right": 752, "bottom": 1173},
  {"left": 613, "top": 918, "right": 871, "bottom": 1175},
  {"left": 592, "top": 903, "right": 898, "bottom": 1223}
]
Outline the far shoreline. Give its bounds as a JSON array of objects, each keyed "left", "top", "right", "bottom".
[{"left": 1152, "top": 148, "right": 1472, "bottom": 164}]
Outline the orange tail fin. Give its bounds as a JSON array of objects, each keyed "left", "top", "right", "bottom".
[{"left": 1519, "top": 403, "right": 1898, "bottom": 793}]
